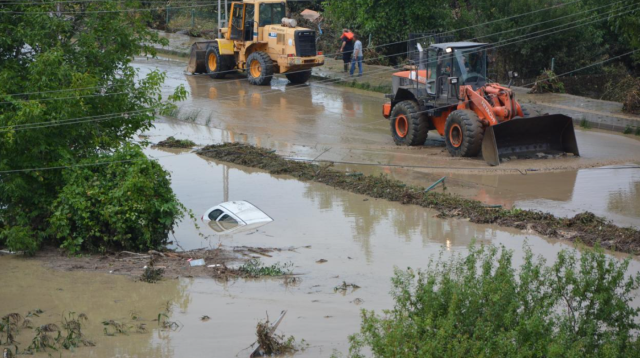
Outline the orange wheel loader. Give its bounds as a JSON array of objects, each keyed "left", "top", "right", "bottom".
[{"left": 382, "top": 42, "right": 580, "bottom": 165}]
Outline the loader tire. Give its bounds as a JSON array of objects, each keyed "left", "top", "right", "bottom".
[
  {"left": 286, "top": 70, "right": 312, "bottom": 84},
  {"left": 520, "top": 104, "right": 541, "bottom": 118},
  {"left": 247, "top": 51, "right": 274, "bottom": 86},
  {"left": 390, "top": 100, "right": 428, "bottom": 146},
  {"left": 205, "top": 44, "right": 227, "bottom": 79},
  {"left": 445, "top": 110, "right": 484, "bottom": 157}
]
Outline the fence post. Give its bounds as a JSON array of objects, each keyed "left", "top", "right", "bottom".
[
  {"left": 551, "top": 58, "right": 555, "bottom": 72},
  {"left": 191, "top": 9, "right": 195, "bottom": 28}
]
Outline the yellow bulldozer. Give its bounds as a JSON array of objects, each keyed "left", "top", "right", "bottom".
[{"left": 187, "top": 0, "right": 325, "bottom": 85}]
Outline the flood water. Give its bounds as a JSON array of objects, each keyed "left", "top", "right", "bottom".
[
  {"left": 134, "top": 56, "right": 640, "bottom": 227},
  {"left": 2, "top": 130, "right": 639, "bottom": 357},
  {"left": 2, "top": 57, "right": 639, "bottom": 357}
]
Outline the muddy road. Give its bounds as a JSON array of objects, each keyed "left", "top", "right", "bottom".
[{"left": 135, "top": 56, "right": 640, "bottom": 228}]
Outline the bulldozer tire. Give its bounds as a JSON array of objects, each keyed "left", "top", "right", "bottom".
[
  {"left": 520, "top": 104, "right": 541, "bottom": 117},
  {"left": 390, "top": 100, "right": 428, "bottom": 146},
  {"left": 286, "top": 70, "right": 312, "bottom": 84},
  {"left": 205, "top": 45, "right": 226, "bottom": 79},
  {"left": 445, "top": 109, "right": 484, "bottom": 157},
  {"left": 247, "top": 51, "right": 274, "bottom": 86}
]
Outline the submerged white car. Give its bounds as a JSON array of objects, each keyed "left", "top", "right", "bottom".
[{"left": 201, "top": 201, "right": 273, "bottom": 235}]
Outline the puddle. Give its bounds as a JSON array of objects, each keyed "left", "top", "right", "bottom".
[{"left": 3, "top": 141, "right": 640, "bottom": 357}]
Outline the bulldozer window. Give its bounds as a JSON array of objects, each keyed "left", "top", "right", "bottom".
[
  {"left": 453, "top": 48, "right": 486, "bottom": 87},
  {"left": 259, "top": 3, "right": 286, "bottom": 27},
  {"left": 229, "top": 3, "right": 245, "bottom": 40},
  {"left": 244, "top": 4, "right": 255, "bottom": 41},
  {"left": 426, "top": 48, "right": 437, "bottom": 94}
]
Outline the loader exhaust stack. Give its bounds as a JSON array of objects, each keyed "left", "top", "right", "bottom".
[{"left": 481, "top": 114, "right": 580, "bottom": 166}]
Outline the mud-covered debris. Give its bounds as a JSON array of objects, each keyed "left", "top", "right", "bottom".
[
  {"left": 154, "top": 136, "right": 196, "bottom": 148},
  {"left": 201, "top": 315, "right": 210, "bottom": 322},
  {"left": 316, "top": 259, "right": 328, "bottom": 264},
  {"left": 251, "top": 311, "right": 308, "bottom": 357},
  {"left": 351, "top": 298, "right": 364, "bottom": 305},
  {"left": 196, "top": 143, "right": 640, "bottom": 254},
  {"left": 140, "top": 260, "right": 164, "bottom": 283},
  {"left": 334, "top": 281, "right": 361, "bottom": 293}
]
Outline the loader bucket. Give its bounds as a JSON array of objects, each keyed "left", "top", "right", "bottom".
[
  {"left": 186, "top": 42, "right": 216, "bottom": 74},
  {"left": 482, "top": 114, "right": 579, "bottom": 166}
]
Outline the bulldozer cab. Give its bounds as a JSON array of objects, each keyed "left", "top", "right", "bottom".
[
  {"left": 416, "top": 42, "right": 487, "bottom": 105},
  {"left": 227, "top": 1, "right": 287, "bottom": 42}
]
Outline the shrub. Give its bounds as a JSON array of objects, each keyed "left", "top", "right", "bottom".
[
  {"left": 49, "top": 145, "right": 187, "bottom": 253},
  {"left": 348, "top": 244, "right": 640, "bottom": 358},
  {"left": 530, "top": 70, "right": 565, "bottom": 94},
  {"left": 0, "top": 226, "right": 40, "bottom": 255}
]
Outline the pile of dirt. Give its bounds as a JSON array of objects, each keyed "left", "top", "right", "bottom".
[
  {"left": 34, "top": 245, "right": 290, "bottom": 281},
  {"left": 529, "top": 70, "right": 566, "bottom": 94},
  {"left": 154, "top": 136, "right": 196, "bottom": 148},
  {"left": 197, "top": 143, "right": 640, "bottom": 254}
]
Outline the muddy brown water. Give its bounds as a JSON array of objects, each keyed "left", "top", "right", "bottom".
[
  {"left": 135, "top": 57, "right": 640, "bottom": 227},
  {"left": 4, "top": 143, "right": 639, "bottom": 357},
  {"left": 2, "top": 58, "right": 639, "bottom": 357}
]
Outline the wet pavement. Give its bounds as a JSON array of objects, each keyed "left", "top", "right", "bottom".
[{"left": 3, "top": 142, "right": 640, "bottom": 357}]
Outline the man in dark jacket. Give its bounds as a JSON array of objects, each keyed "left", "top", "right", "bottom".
[{"left": 339, "top": 29, "right": 354, "bottom": 72}]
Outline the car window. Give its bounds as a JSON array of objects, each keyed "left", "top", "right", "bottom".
[
  {"left": 218, "top": 214, "right": 239, "bottom": 231},
  {"left": 218, "top": 214, "right": 238, "bottom": 224},
  {"left": 208, "top": 209, "right": 224, "bottom": 221}
]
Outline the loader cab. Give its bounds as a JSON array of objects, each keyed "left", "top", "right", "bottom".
[
  {"left": 426, "top": 42, "right": 487, "bottom": 104},
  {"left": 227, "top": 1, "right": 286, "bottom": 42}
]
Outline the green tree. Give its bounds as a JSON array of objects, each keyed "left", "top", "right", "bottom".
[
  {"left": 49, "top": 145, "right": 187, "bottom": 253},
  {"left": 348, "top": 244, "right": 640, "bottom": 357},
  {"left": 323, "top": 0, "right": 454, "bottom": 61},
  {"left": 0, "top": 1, "right": 187, "bottom": 252}
]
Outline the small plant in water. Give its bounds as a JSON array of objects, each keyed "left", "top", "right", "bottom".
[
  {"left": 140, "top": 266, "right": 164, "bottom": 283},
  {"left": 238, "top": 259, "right": 293, "bottom": 277}
]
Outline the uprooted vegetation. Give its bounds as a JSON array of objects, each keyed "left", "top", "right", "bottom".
[
  {"left": 238, "top": 259, "right": 294, "bottom": 278},
  {"left": 197, "top": 143, "right": 640, "bottom": 254},
  {"left": 529, "top": 69, "right": 565, "bottom": 94},
  {"left": 253, "top": 315, "right": 308, "bottom": 356},
  {"left": 1, "top": 311, "right": 94, "bottom": 355},
  {"left": 154, "top": 136, "right": 196, "bottom": 148}
]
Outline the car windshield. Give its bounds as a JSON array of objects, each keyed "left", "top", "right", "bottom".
[
  {"left": 259, "top": 3, "right": 286, "bottom": 26},
  {"left": 452, "top": 47, "right": 486, "bottom": 87}
]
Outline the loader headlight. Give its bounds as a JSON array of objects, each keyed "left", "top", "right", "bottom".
[
  {"left": 445, "top": 47, "right": 453, "bottom": 53},
  {"left": 449, "top": 77, "right": 458, "bottom": 84}
]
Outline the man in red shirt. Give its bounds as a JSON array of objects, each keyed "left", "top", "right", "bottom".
[{"left": 339, "top": 29, "right": 354, "bottom": 72}]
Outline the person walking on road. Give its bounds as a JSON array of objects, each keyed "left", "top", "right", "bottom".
[
  {"left": 340, "top": 29, "right": 354, "bottom": 72},
  {"left": 350, "top": 35, "right": 363, "bottom": 77}
]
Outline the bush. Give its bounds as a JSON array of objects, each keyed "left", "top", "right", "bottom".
[
  {"left": 348, "top": 244, "right": 640, "bottom": 358},
  {"left": 49, "top": 145, "right": 187, "bottom": 253},
  {"left": 0, "top": 226, "right": 40, "bottom": 255},
  {"left": 530, "top": 70, "right": 565, "bottom": 94}
]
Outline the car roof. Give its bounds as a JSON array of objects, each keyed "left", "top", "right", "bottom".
[
  {"left": 218, "top": 201, "right": 273, "bottom": 225},
  {"left": 429, "top": 42, "right": 487, "bottom": 50}
]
